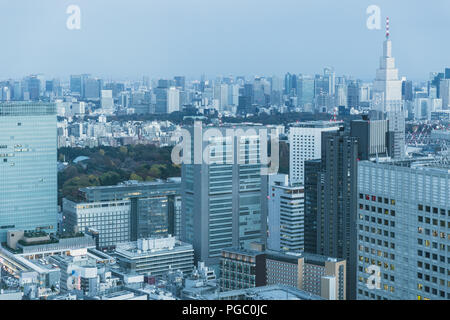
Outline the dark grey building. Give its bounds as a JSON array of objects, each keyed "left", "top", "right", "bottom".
[
  {"left": 304, "top": 127, "right": 359, "bottom": 299},
  {"left": 350, "top": 118, "right": 388, "bottom": 160}
]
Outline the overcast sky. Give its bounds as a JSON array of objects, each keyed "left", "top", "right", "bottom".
[{"left": 0, "top": 0, "right": 449, "bottom": 81}]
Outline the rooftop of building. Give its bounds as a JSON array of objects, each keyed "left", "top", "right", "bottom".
[
  {"left": 0, "top": 101, "right": 56, "bottom": 117},
  {"left": 80, "top": 178, "right": 181, "bottom": 192},
  {"left": 221, "top": 247, "right": 265, "bottom": 258},
  {"left": 266, "top": 250, "right": 343, "bottom": 266},
  {"left": 204, "top": 285, "right": 324, "bottom": 300},
  {"left": 362, "top": 156, "right": 450, "bottom": 174},
  {"left": 114, "top": 237, "right": 193, "bottom": 259},
  {"left": 289, "top": 120, "right": 343, "bottom": 128}
]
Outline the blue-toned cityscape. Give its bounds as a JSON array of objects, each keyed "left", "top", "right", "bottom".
[{"left": 0, "top": 1, "right": 449, "bottom": 304}]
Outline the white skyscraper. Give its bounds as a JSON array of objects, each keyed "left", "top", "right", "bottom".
[
  {"left": 289, "top": 121, "right": 341, "bottom": 185},
  {"left": 101, "top": 90, "right": 114, "bottom": 114},
  {"left": 267, "top": 174, "right": 305, "bottom": 252},
  {"left": 167, "top": 87, "right": 180, "bottom": 113},
  {"left": 371, "top": 18, "right": 405, "bottom": 158}
]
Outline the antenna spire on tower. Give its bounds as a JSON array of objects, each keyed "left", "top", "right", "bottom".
[{"left": 386, "top": 17, "right": 390, "bottom": 39}]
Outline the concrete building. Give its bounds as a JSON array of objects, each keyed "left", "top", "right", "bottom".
[
  {"left": 289, "top": 121, "right": 341, "bottom": 185},
  {"left": 203, "top": 284, "right": 323, "bottom": 300},
  {"left": 265, "top": 251, "right": 346, "bottom": 300},
  {"left": 181, "top": 124, "right": 268, "bottom": 267},
  {"left": 304, "top": 128, "right": 359, "bottom": 299},
  {"left": 267, "top": 174, "right": 305, "bottom": 252},
  {"left": 219, "top": 247, "right": 266, "bottom": 292},
  {"left": 62, "top": 179, "right": 181, "bottom": 249},
  {"left": 350, "top": 118, "right": 389, "bottom": 160},
  {"left": 357, "top": 158, "right": 450, "bottom": 300},
  {"left": 114, "top": 236, "right": 194, "bottom": 278}
]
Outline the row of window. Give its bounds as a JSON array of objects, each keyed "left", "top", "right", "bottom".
[
  {"left": 418, "top": 204, "right": 450, "bottom": 216},
  {"left": 359, "top": 194, "right": 396, "bottom": 206}
]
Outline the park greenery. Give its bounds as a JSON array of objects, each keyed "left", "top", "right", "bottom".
[{"left": 58, "top": 144, "right": 180, "bottom": 203}]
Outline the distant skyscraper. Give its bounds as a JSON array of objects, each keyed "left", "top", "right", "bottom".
[
  {"left": 84, "top": 78, "right": 101, "bottom": 100},
  {"left": 174, "top": 76, "right": 186, "bottom": 91},
  {"left": 347, "top": 80, "right": 360, "bottom": 109},
  {"left": 100, "top": 90, "right": 114, "bottom": 114},
  {"left": 167, "top": 87, "right": 180, "bottom": 113},
  {"left": 439, "top": 79, "right": 450, "bottom": 109},
  {"left": 402, "top": 80, "right": 413, "bottom": 101},
  {"left": 445, "top": 68, "right": 450, "bottom": 79},
  {"left": 298, "top": 76, "right": 315, "bottom": 109},
  {"left": 284, "top": 73, "right": 297, "bottom": 96},
  {"left": 70, "top": 75, "right": 82, "bottom": 96},
  {"left": 371, "top": 19, "right": 405, "bottom": 159},
  {"left": 214, "top": 84, "right": 229, "bottom": 111},
  {"left": 0, "top": 102, "right": 57, "bottom": 241},
  {"left": 24, "top": 75, "right": 41, "bottom": 101}
]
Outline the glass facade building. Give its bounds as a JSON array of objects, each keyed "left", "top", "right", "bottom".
[{"left": 0, "top": 102, "right": 57, "bottom": 241}]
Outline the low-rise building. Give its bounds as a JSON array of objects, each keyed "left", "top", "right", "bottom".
[{"left": 114, "top": 236, "right": 194, "bottom": 278}]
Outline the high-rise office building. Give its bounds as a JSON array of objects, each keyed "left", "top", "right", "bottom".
[
  {"left": 439, "top": 79, "right": 450, "bottom": 109},
  {"left": 84, "top": 78, "right": 101, "bottom": 100},
  {"left": 24, "top": 75, "right": 41, "bottom": 101},
  {"left": 297, "top": 76, "right": 315, "bottom": 109},
  {"left": 289, "top": 121, "right": 341, "bottom": 185},
  {"left": 304, "top": 128, "right": 359, "bottom": 299},
  {"left": 167, "top": 87, "right": 180, "bottom": 113},
  {"left": 181, "top": 124, "right": 268, "bottom": 267},
  {"left": 371, "top": 21, "right": 405, "bottom": 159},
  {"left": 267, "top": 174, "right": 305, "bottom": 252},
  {"left": 350, "top": 118, "right": 389, "bottom": 160},
  {"left": 0, "top": 102, "right": 57, "bottom": 241},
  {"left": 174, "top": 76, "right": 186, "bottom": 91},
  {"left": 214, "top": 84, "right": 229, "bottom": 111},
  {"left": 357, "top": 158, "right": 450, "bottom": 300},
  {"left": 70, "top": 75, "right": 82, "bottom": 96},
  {"left": 347, "top": 80, "right": 360, "bottom": 109},
  {"left": 155, "top": 87, "right": 168, "bottom": 114},
  {"left": 402, "top": 80, "right": 413, "bottom": 101},
  {"left": 284, "top": 73, "right": 297, "bottom": 96},
  {"left": 100, "top": 90, "right": 114, "bottom": 114}
]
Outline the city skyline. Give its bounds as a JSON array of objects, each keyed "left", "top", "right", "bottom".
[{"left": 1, "top": 0, "right": 449, "bottom": 304}]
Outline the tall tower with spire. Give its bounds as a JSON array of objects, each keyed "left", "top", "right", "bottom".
[{"left": 372, "top": 17, "right": 405, "bottom": 158}]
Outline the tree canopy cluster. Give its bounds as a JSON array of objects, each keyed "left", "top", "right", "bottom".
[{"left": 58, "top": 144, "right": 180, "bottom": 203}]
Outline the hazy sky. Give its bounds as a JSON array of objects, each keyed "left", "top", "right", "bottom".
[{"left": 0, "top": 0, "right": 449, "bottom": 81}]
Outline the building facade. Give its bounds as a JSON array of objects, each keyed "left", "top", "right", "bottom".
[
  {"left": 357, "top": 159, "right": 450, "bottom": 300},
  {"left": 289, "top": 121, "right": 341, "bottom": 185},
  {"left": 181, "top": 124, "right": 268, "bottom": 267},
  {"left": 62, "top": 179, "right": 181, "bottom": 249},
  {"left": 268, "top": 175, "right": 305, "bottom": 252},
  {"left": 0, "top": 102, "right": 57, "bottom": 241}
]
